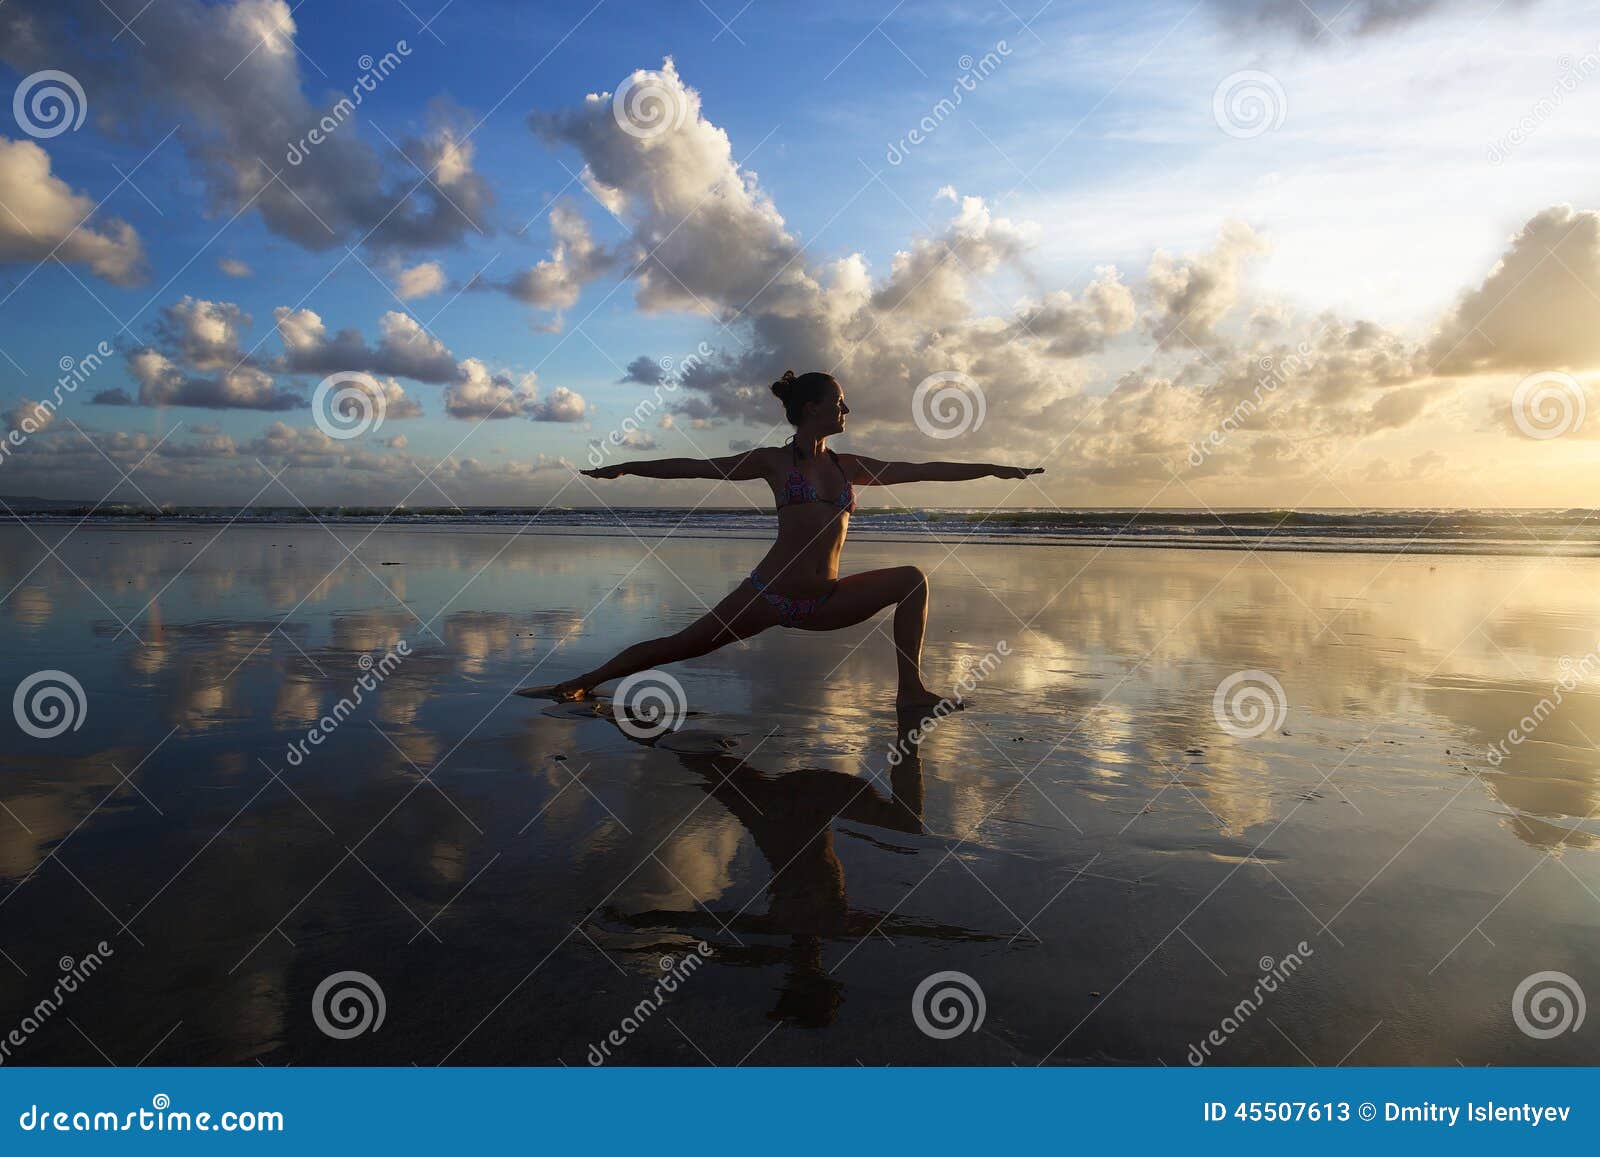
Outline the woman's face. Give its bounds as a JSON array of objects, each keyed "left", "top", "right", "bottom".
[{"left": 815, "top": 382, "right": 850, "bottom": 435}]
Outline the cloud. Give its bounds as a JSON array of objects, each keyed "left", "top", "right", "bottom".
[
  {"left": 127, "top": 346, "right": 303, "bottom": 411},
  {"left": 115, "top": 296, "right": 305, "bottom": 410},
  {"left": 1143, "top": 220, "right": 1269, "bottom": 349},
  {"left": 90, "top": 388, "right": 133, "bottom": 406},
  {"left": 528, "top": 60, "right": 1280, "bottom": 451},
  {"left": 3, "top": 397, "right": 53, "bottom": 434},
  {"left": 274, "top": 308, "right": 460, "bottom": 383},
  {"left": 442, "top": 359, "right": 585, "bottom": 421},
  {"left": 998, "top": 267, "right": 1137, "bottom": 358},
  {"left": 530, "top": 58, "right": 817, "bottom": 318},
  {"left": 154, "top": 297, "right": 255, "bottom": 370},
  {"left": 496, "top": 201, "right": 618, "bottom": 328},
  {"left": 0, "top": 137, "right": 145, "bottom": 284},
  {"left": 1203, "top": 0, "right": 1535, "bottom": 40},
  {"left": 1427, "top": 205, "right": 1600, "bottom": 375},
  {"left": 218, "top": 257, "right": 252, "bottom": 278},
  {"left": 620, "top": 355, "right": 665, "bottom": 385},
  {"left": 394, "top": 261, "right": 446, "bottom": 300},
  {"left": 0, "top": 0, "right": 492, "bottom": 252},
  {"left": 336, "top": 373, "right": 424, "bottom": 421}
]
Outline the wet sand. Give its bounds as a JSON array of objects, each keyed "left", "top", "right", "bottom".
[{"left": 0, "top": 522, "right": 1597, "bottom": 1065}]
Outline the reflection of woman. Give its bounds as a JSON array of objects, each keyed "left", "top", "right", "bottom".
[
  {"left": 559, "top": 370, "right": 1041, "bottom": 708},
  {"left": 601, "top": 712, "right": 1004, "bottom": 1028}
]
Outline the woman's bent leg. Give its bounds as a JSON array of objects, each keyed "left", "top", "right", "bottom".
[{"left": 798, "top": 566, "right": 941, "bottom": 705}]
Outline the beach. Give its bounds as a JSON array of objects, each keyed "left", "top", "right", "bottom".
[{"left": 1, "top": 520, "right": 1596, "bottom": 1066}]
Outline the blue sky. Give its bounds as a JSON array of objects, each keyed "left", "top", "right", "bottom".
[{"left": 2, "top": 0, "right": 1599, "bottom": 508}]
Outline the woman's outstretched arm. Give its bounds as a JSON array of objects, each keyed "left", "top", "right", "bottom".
[
  {"left": 844, "top": 455, "right": 1043, "bottom": 485},
  {"left": 581, "top": 448, "right": 773, "bottom": 482}
]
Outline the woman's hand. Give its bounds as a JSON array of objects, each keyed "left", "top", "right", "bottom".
[
  {"left": 581, "top": 464, "right": 627, "bottom": 480},
  {"left": 992, "top": 465, "right": 1044, "bottom": 479}
]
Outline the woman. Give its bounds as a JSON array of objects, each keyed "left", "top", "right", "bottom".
[{"left": 550, "top": 370, "right": 1042, "bottom": 708}]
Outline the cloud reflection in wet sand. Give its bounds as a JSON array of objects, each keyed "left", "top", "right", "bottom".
[{"left": 0, "top": 524, "right": 1597, "bottom": 1065}]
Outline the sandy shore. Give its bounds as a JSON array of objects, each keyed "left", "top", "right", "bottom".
[{"left": 0, "top": 522, "right": 1596, "bottom": 1065}]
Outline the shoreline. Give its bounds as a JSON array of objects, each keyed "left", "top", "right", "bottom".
[{"left": 5, "top": 514, "right": 1597, "bottom": 558}]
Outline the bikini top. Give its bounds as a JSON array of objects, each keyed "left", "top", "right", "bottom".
[{"left": 776, "top": 445, "right": 856, "bottom": 515}]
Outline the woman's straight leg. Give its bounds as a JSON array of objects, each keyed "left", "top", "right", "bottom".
[{"left": 555, "top": 580, "right": 783, "bottom": 696}]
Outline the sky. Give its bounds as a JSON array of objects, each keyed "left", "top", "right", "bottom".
[{"left": 1, "top": 0, "right": 1598, "bottom": 511}]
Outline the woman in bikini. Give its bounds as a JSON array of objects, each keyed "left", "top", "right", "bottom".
[{"left": 554, "top": 370, "right": 1042, "bottom": 708}]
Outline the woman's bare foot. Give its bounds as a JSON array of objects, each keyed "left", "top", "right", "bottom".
[
  {"left": 550, "top": 678, "right": 595, "bottom": 701},
  {"left": 895, "top": 684, "right": 961, "bottom": 712}
]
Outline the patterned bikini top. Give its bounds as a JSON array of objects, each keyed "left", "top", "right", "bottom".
[{"left": 776, "top": 446, "right": 856, "bottom": 515}]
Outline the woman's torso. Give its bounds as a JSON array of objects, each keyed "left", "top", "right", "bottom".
[{"left": 753, "top": 448, "right": 853, "bottom": 595}]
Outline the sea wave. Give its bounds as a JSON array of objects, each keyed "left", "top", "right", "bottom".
[{"left": 6, "top": 502, "right": 1600, "bottom": 556}]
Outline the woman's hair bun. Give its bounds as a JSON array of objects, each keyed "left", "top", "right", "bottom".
[{"left": 770, "top": 369, "right": 797, "bottom": 400}]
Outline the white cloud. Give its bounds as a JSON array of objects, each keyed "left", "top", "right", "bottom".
[
  {"left": 394, "top": 261, "right": 446, "bottom": 300},
  {"left": 0, "top": 0, "right": 491, "bottom": 251},
  {"left": 0, "top": 137, "right": 144, "bottom": 285}
]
